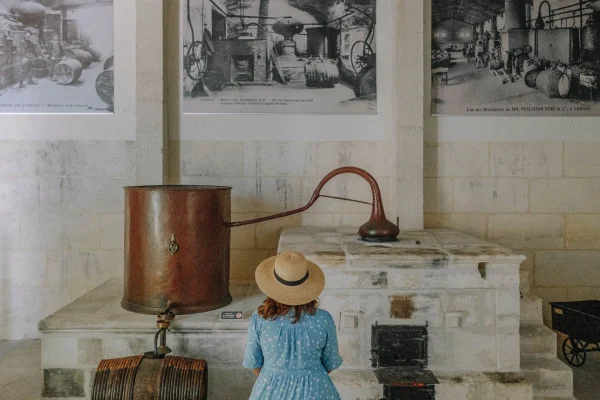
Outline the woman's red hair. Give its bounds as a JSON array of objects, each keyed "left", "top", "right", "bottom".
[{"left": 257, "top": 297, "right": 319, "bottom": 324}]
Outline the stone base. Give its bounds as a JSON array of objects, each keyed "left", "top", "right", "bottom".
[{"left": 39, "top": 278, "right": 534, "bottom": 400}]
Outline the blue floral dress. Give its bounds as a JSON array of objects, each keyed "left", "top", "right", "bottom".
[{"left": 243, "top": 308, "right": 343, "bottom": 400}]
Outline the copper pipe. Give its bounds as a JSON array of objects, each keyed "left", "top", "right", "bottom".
[{"left": 229, "top": 166, "right": 400, "bottom": 242}]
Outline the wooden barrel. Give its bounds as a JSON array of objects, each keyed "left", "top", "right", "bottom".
[
  {"left": 83, "top": 46, "right": 103, "bottom": 62},
  {"left": 524, "top": 61, "right": 542, "bottom": 88},
  {"left": 305, "top": 60, "right": 339, "bottom": 88},
  {"left": 54, "top": 58, "right": 83, "bottom": 85},
  {"left": 64, "top": 49, "right": 93, "bottom": 68},
  {"left": 104, "top": 55, "right": 114, "bottom": 70},
  {"left": 92, "top": 355, "right": 208, "bottom": 400},
  {"left": 96, "top": 67, "right": 114, "bottom": 106},
  {"left": 536, "top": 70, "right": 570, "bottom": 98},
  {"left": 489, "top": 59, "right": 504, "bottom": 70},
  {"left": 525, "top": 69, "right": 542, "bottom": 88}
]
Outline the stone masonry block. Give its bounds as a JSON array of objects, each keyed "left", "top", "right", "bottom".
[
  {"left": 535, "top": 250, "right": 600, "bottom": 287},
  {"left": 424, "top": 213, "right": 487, "bottom": 238},
  {"left": 0, "top": 178, "right": 39, "bottom": 212},
  {"left": 565, "top": 142, "right": 600, "bottom": 177},
  {"left": 453, "top": 178, "right": 528, "bottom": 213},
  {"left": 224, "top": 177, "right": 302, "bottom": 213},
  {"left": 337, "top": 333, "right": 361, "bottom": 367},
  {"left": 63, "top": 141, "right": 134, "bottom": 177},
  {"left": 0, "top": 212, "right": 20, "bottom": 250},
  {"left": 255, "top": 214, "right": 301, "bottom": 250},
  {"left": 244, "top": 142, "right": 316, "bottom": 177},
  {"left": 496, "top": 329, "right": 520, "bottom": 371},
  {"left": 66, "top": 251, "right": 122, "bottom": 288},
  {"left": 566, "top": 214, "right": 600, "bottom": 249},
  {"left": 230, "top": 249, "right": 273, "bottom": 281},
  {"left": 182, "top": 334, "right": 247, "bottom": 366},
  {"left": 42, "top": 337, "right": 79, "bottom": 368},
  {"left": 531, "top": 178, "right": 600, "bottom": 213},
  {"left": 179, "top": 141, "right": 244, "bottom": 178},
  {"left": 64, "top": 177, "right": 129, "bottom": 213},
  {"left": 19, "top": 213, "right": 66, "bottom": 250},
  {"left": 3, "top": 250, "right": 64, "bottom": 288},
  {"left": 488, "top": 214, "right": 564, "bottom": 250},
  {"left": 424, "top": 178, "right": 453, "bottom": 213},
  {"left": 496, "top": 286, "right": 520, "bottom": 315},
  {"left": 424, "top": 142, "right": 489, "bottom": 178},
  {"left": 43, "top": 368, "right": 85, "bottom": 398},
  {"left": 446, "top": 330, "right": 497, "bottom": 371},
  {"left": 77, "top": 338, "right": 103, "bottom": 367},
  {"left": 66, "top": 214, "right": 102, "bottom": 250},
  {"left": 0, "top": 141, "right": 64, "bottom": 177},
  {"left": 316, "top": 142, "right": 392, "bottom": 178},
  {"left": 445, "top": 290, "right": 496, "bottom": 328},
  {"left": 230, "top": 213, "right": 257, "bottom": 250},
  {"left": 490, "top": 142, "right": 562, "bottom": 177},
  {"left": 100, "top": 213, "right": 125, "bottom": 250}
]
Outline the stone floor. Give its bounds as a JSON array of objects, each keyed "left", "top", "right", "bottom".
[{"left": 1, "top": 339, "right": 599, "bottom": 400}]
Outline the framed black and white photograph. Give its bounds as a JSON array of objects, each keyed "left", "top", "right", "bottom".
[
  {"left": 182, "top": 0, "right": 378, "bottom": 114},
  {"left": 431, "top": 0, "right": 600, "bottom": 116},
  {"left": 0, "top": 0, "right": 114, "bottom": 114}
]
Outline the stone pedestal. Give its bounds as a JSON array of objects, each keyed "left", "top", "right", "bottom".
[{"left": 39, "top": 228, "right": 532, "bottom": 400}]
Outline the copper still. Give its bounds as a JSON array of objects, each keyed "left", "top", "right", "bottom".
[{"left": 122, "top": 166, "right": 399, "bottom": 316}]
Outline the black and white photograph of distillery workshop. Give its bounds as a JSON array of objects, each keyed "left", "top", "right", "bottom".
[
  {"left": 431, "top": 0, "right": 600, "bottom": 116},
  {"left": 183, "top": 0, "right": 377, "bottom": 114},
  {"left": 0, "top": 0, "right": 114, "bottom": 113}
]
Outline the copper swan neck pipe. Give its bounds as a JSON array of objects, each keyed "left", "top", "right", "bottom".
[{"left": 228, "top": 166, "right": 400, "bottom": 242}]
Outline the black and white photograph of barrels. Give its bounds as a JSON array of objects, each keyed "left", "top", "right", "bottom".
[
  {"left": 183, "top": 0, "right": 377, "bottom": 114},
  {"left": 0, "top": 0, "right": 114, "bottom": 113},
  {"left": 431, "top": 0, "right": 600, "bottom": 116}
]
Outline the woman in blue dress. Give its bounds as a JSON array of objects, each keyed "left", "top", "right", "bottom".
[{"left": 243, "top": 251, "right": 343, "bottom": 400}]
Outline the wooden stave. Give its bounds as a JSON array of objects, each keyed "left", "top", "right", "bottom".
[
  {"left": 64, "top": 49, "right": 93, "bottom": 68},
  {"left": 54, "top": 58, "right": 83, "bottom": 85},
  {"left": 536, "top": 70, "right": 570, "bottom": 98}
]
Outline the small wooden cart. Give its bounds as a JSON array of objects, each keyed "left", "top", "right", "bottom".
[{"left": 551, "top": 300, "right": 600, "bottom": 367}]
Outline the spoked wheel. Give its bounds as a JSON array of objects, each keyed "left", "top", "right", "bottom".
[
  {"left": 351, "top": 40, "right": 374, "bottom": 73},
  {"left": 562, "top": 337, "right": 587, "bottom": 367},
  {"left": 185, "top": 41, "right": 208, "bottom": 81}
]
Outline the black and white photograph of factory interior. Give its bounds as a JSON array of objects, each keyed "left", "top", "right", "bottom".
[
  {"left": 431, "top": 0, "right": 600, "bottom": 115},
  {"left": 183, "top": 0, "right": 377, "bottom": 114},
  {"left": 0, "top": 0, "right": 114, "bottom": 113}
]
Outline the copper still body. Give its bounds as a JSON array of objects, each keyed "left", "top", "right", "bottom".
[{"left": 122, "top": 167, "right": 399, "bottom": 316}]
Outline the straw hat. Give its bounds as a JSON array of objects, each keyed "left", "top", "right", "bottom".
[{"left": 255, "top": 251, "right": 325, "bottom": 306}]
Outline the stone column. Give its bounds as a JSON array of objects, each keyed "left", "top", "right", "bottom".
[
  {"left": 397, "top": 0, "right": 424, "bottom": 229},
  {"left": 505, "top": 0, "right": 527, "bottom": 30},
  {"left": 135, "top": 0, "right": 168, "bottom": 185}
]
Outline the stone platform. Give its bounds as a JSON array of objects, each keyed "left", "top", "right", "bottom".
[{"left": 39, "top": 227, "right": 533, "bottom": 400}]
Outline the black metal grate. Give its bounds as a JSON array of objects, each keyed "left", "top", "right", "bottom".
[
  {"left": 372, "top": 324, "right": 437, "bottom": 400},
  {"left": 371, "top": 325, "right": 428, "bottom": 369}
]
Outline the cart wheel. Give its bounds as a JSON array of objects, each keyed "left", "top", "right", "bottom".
[
  {"left": 185, "top": 41, "right": 208, "bottom": 81},
  {"left": 562, "top": 337, "right": 587, "bottom": 367},
  {"left": 351, "top": 41, "right": 374, "bottom": 73}
]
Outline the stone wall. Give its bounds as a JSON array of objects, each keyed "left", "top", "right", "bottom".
[
  {"left": 0, "top": 141, "right": 133, "bottom": 340},
  {"left": 423, "top": 141, "right": 600, "bottom": 324}
]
